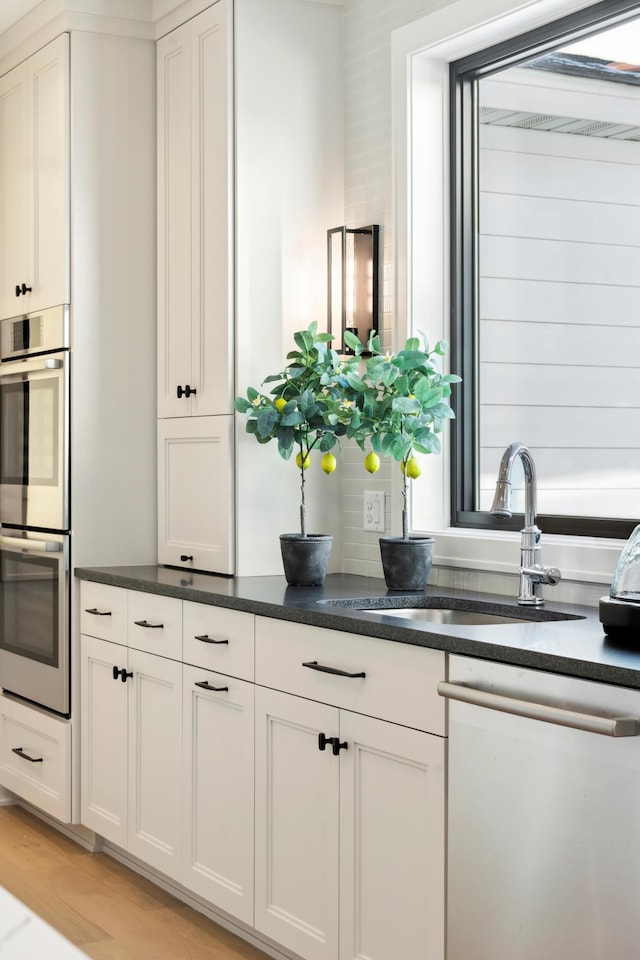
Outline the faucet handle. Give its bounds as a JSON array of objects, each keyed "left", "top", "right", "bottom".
[{"left": 522, "top": 565, "right": 561, "bottom": 586}]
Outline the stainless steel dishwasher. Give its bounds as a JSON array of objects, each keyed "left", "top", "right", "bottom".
[{"left": 439, "top": 655, "right": 640, "bottom": 960}]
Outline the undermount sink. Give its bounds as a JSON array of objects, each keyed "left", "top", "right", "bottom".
[{"left": 317, "top": 596, "right": 584, "bottom": 626}]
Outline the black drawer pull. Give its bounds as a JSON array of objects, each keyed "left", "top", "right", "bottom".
[
  {"left": 121, "top": 670, "right": 133, "bottom": 683},
  {"left": 194, "top": 681, "right": 229, "bottom": 692},
  {"left": 134, "top": 620, "right": 164, "bottom": 629},
  {"left": 332, "top": 739, "right": 348, "bottom": 755},
  {"left": 303, "top": 661, "right": 366, "bottom": 679},
  {"left": 112, "top": 666, "right": 122, "bottom": 680},
  {"left": 85, "top": 607, "right": 112, "bottom": 616},
  {"left": 180, "top": 555, "right": 193, "bottom": 562},
  {"left": 194, "top": 634, "right": 229, "bottom": 645},
  {"left": 12, "top": 747, "right": 43, "bottom": 763}
]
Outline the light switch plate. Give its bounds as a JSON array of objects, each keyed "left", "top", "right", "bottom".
[{"left": 364, "top": 491, "right": 385, "bottom": 532}]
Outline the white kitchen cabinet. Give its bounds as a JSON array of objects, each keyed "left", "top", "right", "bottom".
[
  {"left": 80, "top": 633, "right": 128, "bottom": 848},
  {"left": 182, "top": 663, "right": 254, "bottom": 923},
  {"left": 255, "top": 687, "right": 340, "bottom": 960},
  {"left": 157, "top": 415, "right": 234, "bottom": 575},
  {"left": 254, "top": 618, "right": 446, "bottom": 960},
  {"left": 0, "top": 33, "right": 69, "bottom": 320},
  {"left": 157, "top": 0, "right": 233, "bottom": 419},
  {"left": 80, "top": 591, "right": 183, "bottom": 881}
]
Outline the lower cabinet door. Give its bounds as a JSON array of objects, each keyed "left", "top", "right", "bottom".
[
  {"left": 338, "top": 711, "right": 445, "bottom": 960},
  {"left": 182, "top": 664, "right": 254, "bottom": 923},
  {"left": 127, "top": 648, "right": 182, "bottom": 880},
  {"left": 254, "top": 687, "right": 340, "bottom": 960},
  {"left": 157, "top": 415, "right": 234, "bottom": 575},
  {"left": 80, "top": 634, "right": 128, "bottom": 845}
]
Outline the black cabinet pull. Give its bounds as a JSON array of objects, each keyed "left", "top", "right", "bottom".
[
  {"left": 303, "top": 661, "right": 366, "bottom": 679},
  {"left": 121, "top": 670, "right": 133, "bottom": 683},
  {"left": 194, "top": 680, "right": 229, "bottom": 692},
  {"left": 177, "top": 385, "right": 197, "bottom": 399},
  {"left": 194, "top": 634, "right": 229, "bottom": 645},
  {"left": 318, "top": 733, "right": 348, "bottom": 756},
  {"left": 15, "top": 283, "right": 32, "bottom": 297},
  {"left": 134, "top": 620, "right": 164, "bottom": 629},
  {"left": 12, "top": 747, "right": 43, "bottom": 763},
  {"left": 85, "top": 607, "right": 112, "bottom": 616},
  {"left": 318, "top": 733, "right": 337, "bottom": 752},
  {"left": 112, "top": 666, "right": 121, "bottom": 680},
  {"left": 180, "top": 555, "right": 193, "bottom": 562}
]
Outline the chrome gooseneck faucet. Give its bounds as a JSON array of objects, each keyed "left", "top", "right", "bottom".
[{"left": 490, "top": 442, "right": 561, "bottom": 606}]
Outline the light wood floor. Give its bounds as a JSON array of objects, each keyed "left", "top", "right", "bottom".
[{"left": 0, "top": 805, "right": 271, "bottom": 960}]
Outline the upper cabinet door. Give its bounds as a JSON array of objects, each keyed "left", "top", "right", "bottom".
[
  {"left": 0, "top": 62, "right": 29, "bottom": 320},
  {"left": 157, "top": 0, "right": 233, "bottom": 419},
  {"left": 0, "top": 34, "right": 69, "bottom": 321},
  {"left": 27, "top": 34, "right": 70, "bottom": 314}
]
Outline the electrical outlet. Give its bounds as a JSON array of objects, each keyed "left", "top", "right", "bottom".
[{"left": 363, "top": 491, "right": 385, "bottom": 532}]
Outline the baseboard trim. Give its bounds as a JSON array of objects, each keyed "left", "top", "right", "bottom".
[{"left": 102, "top": 843, "right": 300, "bottom": 960}]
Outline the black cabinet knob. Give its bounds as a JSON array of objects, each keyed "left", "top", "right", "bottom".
[
  {"left": 180, "top": 555, "right": 193, "bottom": 562},
  {"left": 176, "top": 384, "right": 197, "bottom": 398},
  {"left": 15, "top": 283, "right": 32, "bottom": 297}
]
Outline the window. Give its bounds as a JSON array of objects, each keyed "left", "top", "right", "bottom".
[{"left": 450, "top": 0, "right": 640, "bottom": 539}]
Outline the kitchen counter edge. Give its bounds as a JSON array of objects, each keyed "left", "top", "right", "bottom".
[{"left": 74, "top": 566, "right": 640, "bottom": 690}]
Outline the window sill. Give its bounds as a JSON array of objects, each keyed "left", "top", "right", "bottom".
[{"left": 423, "top": 526, "right": 625, "bottom": 585}]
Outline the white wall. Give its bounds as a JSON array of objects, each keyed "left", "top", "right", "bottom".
[
  {"left": 341, "top": 0, "right": 451, "bottom": 579},
  {"left": 234, "top": 0, "right": 346, "bottom": 576}
]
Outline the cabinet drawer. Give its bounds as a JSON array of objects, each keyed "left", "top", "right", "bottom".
[
  {"left": 127, "top": 591, "right": 182, "bottom": 660},
  {"left": 0, "top": 695, "right": 71, "bottom": 822},
  {"left": 183, "top": 602, "right": 254, "bottom": 680},
  {"left": 255, "top": 618, "right": 445, "bottom": 735},
  {"left": 80, "top": 582, "right": 127, "bottom": 643}
]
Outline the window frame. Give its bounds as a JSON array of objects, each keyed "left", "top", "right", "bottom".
[{"left": 450, "top": 0, "right": 640, "bottom": 540}]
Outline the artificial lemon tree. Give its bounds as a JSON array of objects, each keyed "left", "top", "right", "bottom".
[
  {"left": 344, "top": 330, "right": 461, "bottom": 539},
  {"left": 234, "top": 323, "right": 358, "bottom": 538}
]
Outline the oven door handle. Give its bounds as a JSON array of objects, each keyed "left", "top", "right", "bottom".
[
  {"left": 0, "top": 535, "right": 62, "bottom": 553},
  {"left": 0, "top": 356, "right": 63, "bottom": 380}
]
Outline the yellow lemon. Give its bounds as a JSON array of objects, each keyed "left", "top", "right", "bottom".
[
  {"left": 321, "top": 452, "right": 337, "bottom": 475},
  {"left": 275, "top": 397, "right": 287, "bottom": 412},
  {"left": 296, "top": 451, "right": 310, "bottom": 470},
  {"left": 406, "top": 457, "right": 421, "bottom": 479},
  {"left": 364, "top": 452, "right": 380, "bottom": 474}
]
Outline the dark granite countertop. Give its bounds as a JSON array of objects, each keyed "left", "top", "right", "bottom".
[{"left": 74, "top": 565, "right": 640, "bottom": 690}]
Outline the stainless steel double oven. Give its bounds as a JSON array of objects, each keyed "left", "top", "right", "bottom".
[{"left": 0, "top": 306, "right": 70, "bottom": 716}]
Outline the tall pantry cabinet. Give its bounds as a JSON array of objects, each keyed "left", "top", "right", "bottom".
[
  {"left": 156, "top": 1, "right": 235, "bottom": 576},
  {"left": 157, "top": 0, "right": 344, "bottom": 577}
]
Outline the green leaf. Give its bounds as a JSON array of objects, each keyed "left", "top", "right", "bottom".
[
  {"left": 316, "top": 332, "right": 334, "bottom": 343},
  {"left": 381, "top": 364, "right": 400, "bottom": 388},
  {"left": 280, "top": 411, "right": 305, "bottom": 426},
  {"left": 285, "top": 351, "right": 303, "bottom": 361},
  {"left": 434, "top": 339, "right": 449, "bottom": 356},
  {"left": 247, "top": 386, "right": 259, "bottom": 402},
  {"left": 319, "top": 433, "right": 337, "bottom": 452},
  {"left": 430, "top": 402, "right": 455, "bottom": 419},
  {"left": 298, "top": 390, "right": 317, "bottom": 418},
  {"left": 256, "top": 407, "right": 277, "bottom": 438},
  {"left": 440, "top": 373, "right": 462, "bottom": 383},
  {"left": 294, "top": 329, "right": 314, "bottom": 353},
  {"left": 345, "top": 372, "right": 367, "bottom": 392},
  {"left": 288, "top": 365, "right": 306, "bottom": 379},
  {"left": 344, "top": 329, "right": 363, "bottom": 354},
  {"left": 399, "top": 350, "right": 431, "bottom": 370},
  {"left": 371, "top": 433, "right": 383, "bottom": 454},
  {"left": 246, "top": 419, "right": 258, "bottom": 434},
  {"left": 278, "top": 438, "right": 294, "bottom": 459},
  {"left": 414, "top": 432, "right": 441, "bottom": 454},
  {"left": 263, "top": 373, "right": 284, "bottom": 384},
  {"left": 405, "top": 337, "right": 420, "bottom": 352},
  {"left": 234, "top": 397, "right": 252, "bottom": 413},
  {"left": 368, "top": 332, "right": 381, "bottom": 355},
  {"left": 392, "top": 396, "right": 421, "bottom": 415},
  {"left": 391, "top": 435, "right": 412, "bottom": 460},
  {"left": 419, "top": 386, "right": 444, "bottom": 408}
]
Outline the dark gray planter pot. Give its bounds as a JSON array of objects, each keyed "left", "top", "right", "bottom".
[
  {"left": 280, "top": 534, "right": 333, "bottom": 586},
  {"left": 379, "top": 536, "right": 435, "bottom": 591}
]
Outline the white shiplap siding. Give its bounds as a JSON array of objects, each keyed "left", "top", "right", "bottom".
[{"left": 479, "top": 117, "right": 640, "bottom": 520}]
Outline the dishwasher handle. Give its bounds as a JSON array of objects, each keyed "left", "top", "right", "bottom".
[{"left": 437, "top": 680, "right": 640, "bottom": 737}]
